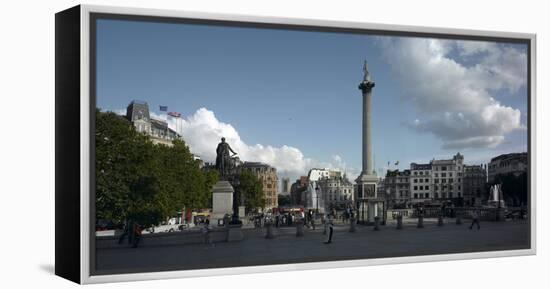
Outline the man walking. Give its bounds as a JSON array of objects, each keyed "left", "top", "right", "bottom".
[
  {"left": 202, "top": 219, "right": 214, "bottom": 247},
  {"left": 131, "top": 222, "right": 142, "bottom": 248},
  {"left": 470, "top": 207, "right": 481, "bottom": 230},
  {"left": 118, "top": 220, "right": 132, "bottom": 245},
  {"left": 324, "top": 215, "right": 334, "bottom": 244}
]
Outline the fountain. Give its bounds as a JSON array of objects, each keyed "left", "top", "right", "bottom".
[{"left": 487, "top": 184, "right": 506, "bottom": 208}]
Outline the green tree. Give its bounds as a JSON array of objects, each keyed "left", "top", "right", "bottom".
[
  {"left": 95, "top": 109, "right": 156, "bottom": 226},
  {"left": 277, "top": 194, "right": 290, "bottom": 207},
  {"left": 236, "top": 170, "right": 265, "bottom": 212},
  {"left": 493, "top": 172, "right": 528, "bottom": 206},
  {"left": 95, "top": 109, "right": 219, "bottom": 228}
]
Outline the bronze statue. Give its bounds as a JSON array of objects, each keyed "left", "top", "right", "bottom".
[{"left": 215, "top": 137, "right": 237, "bottom": 178}]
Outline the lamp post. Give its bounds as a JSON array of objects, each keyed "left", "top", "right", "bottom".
[
  {"left": 315, "top": 185, "right": 320, "bottom": 214},
  {"left": 496, "top": 183, "right": 502, "bottom": 221}
]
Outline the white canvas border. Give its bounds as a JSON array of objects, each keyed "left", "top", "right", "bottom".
[{"left": 78, "top": 4, "right": 537, "bottom": 284}]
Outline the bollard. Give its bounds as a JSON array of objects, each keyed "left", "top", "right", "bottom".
[
  {"left": 417, "top": 215, "right": 424, "bottom": 228},
  {"left": 265, "top": 222, "right": 275, "bottom": 239},
  {"left": 349, "top": 218, "right": 356, "bottom": 233},
  {"left": 374, "top": 216, "right": 380, "bottom": 231},
  {"left": 456, "top": 214, "right": 462, "bottom": 225},
  {"left": 396, "top": 215, "right": 403, "bottom": 230},
  {"left": 438, "top": 214, "right": 444, "bottom": 226},
  {"left": 296, "top": 220, "right": 304, "bottom": 237}
]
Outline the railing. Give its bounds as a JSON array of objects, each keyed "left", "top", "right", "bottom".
[{"left": 387, "top": 206, "right": 529, "bottom": 222}]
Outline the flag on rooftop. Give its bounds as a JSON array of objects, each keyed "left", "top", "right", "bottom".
[
  {"left": 159, "top": 105, "right": 168, "bottom": 112},
  {"left": 168, "top": 111, "right": 181, "bottom": 118}
]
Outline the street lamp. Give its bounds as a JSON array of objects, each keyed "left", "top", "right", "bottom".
[{"left": 315, "top": 185, "right": 320, "bottom": 214}]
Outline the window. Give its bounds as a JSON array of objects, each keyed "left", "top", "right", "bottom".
[
  {"left": 414, "top": 186, "right": 418, "bottom": 190},
  {"left": 414, "top": 172, "right": 418, "bottom": 176},
  {"left": 414, "top": 179, "right": 418, "bottom": 183},
  {"left": 442, "top": 179, "right": 447, "bottom": 183},
  {"left": 414, "top": 193, "right": 418, "bottom": 199},
  {"left": 419, "top": 179, "right": 423, "bottom": 183},
  {"left": 449, "top": 178, "right": 453, "bottom": 183},
  {"left": 435, "top": 193, "right": 439, "bottom": 198},
  {"left": 425, "top": 178, "right": 429, "bottom": 183},
  {"left": 425, "top": 193, "right": 429, "bottom": 198},
  {"left": 441, "top": 173, "right": 447, "bottom": 177},
  {"left": 434, "top": 179, "right": 439, "bottom": 183},
  {"left": 435, "top": 173, "right": 438, "bottom": 177},
  {"left": 434, "top": 185, "right": 438, "bottom": 190},
  {"left": 449, "top": 172, "right": 453, "bottom": 177},
  {"left": 420, "top": 171, "right": 424, "bottom": 175}
]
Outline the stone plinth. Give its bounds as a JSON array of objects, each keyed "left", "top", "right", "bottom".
[{"left": 212, "top": 181, "right": 234, "bottom": 221}]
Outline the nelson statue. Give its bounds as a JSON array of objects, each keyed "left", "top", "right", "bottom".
[{"left": 215, "top": 137, "right": 238, "bottom": 178}]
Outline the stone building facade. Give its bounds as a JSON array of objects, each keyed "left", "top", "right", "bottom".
[
  {"left": 487, "top": 152, "right": 528, "bottom": 183},
  {"left": 431, "top": 153, "right": 464, "bottom": 202},
  {"left": 125, "top": 100, "right": 179, "bottom": 146},
  {"left": 410, "top": 163, "right": 432, "bottom": 204},
  {"left": 317, "top": 172, "right": 354, "bottom": 210},
  {"left": 384, "top": 169, "right": 411, "bottom": 208},
  {"left": 463, "top": 164, "right": 487, "bottom": 206},
  {"left": 240, "top": 162, "right": 278, "bottom": 209}
]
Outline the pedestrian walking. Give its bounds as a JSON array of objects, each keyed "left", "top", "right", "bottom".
[
  {"left": 469, "top": 208, "right": 481, "bottom": 230},
  {"left": 131, "top": 222, "right": 142, "bottom": 248},
  {"left": 310, "top": 211, "right": 316, "bottom": 230},
  {"left": 202, "top": 219, "right": 214, "bottom": 247},
  {"left": 324, "top": 216, "right": 334, "bottom": 244},
  {"left": 118, "top": 220, "right": 132, "bottom": 245}
]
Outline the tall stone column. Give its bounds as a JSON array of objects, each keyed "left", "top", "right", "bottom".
[
  {"left": 362, "top": 71, "right": 374, "bottom": 175},
  {"left": 355, "top": 61, "right": 380, "bottom": 224}
]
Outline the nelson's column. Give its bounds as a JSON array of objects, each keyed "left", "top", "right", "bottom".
[{"left": 355, "top": 61, "right": 383, "bottom": 224}]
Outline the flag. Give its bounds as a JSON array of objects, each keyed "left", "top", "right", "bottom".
[
  {"left": 387, "top": 161, "right": 390, "bottom": 166},
  {"left": 168, "top": 111, "right": 181, "bottom": 118},
  {"left": 395, "top": 161, "right": 399, "bottom": 165},
  {"left": 159, "top": 105, "right": 168, "bottom": 112}
]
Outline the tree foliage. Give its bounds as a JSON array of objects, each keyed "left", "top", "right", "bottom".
[
  {"left": 95, "top": 109, "right": 218, "bottom": 228},
  {"left": 236, "top": 169, "right": 265, "bottom": 212},
  {"left": 277, "top": 194, "right": 290, "bottom": 207},
  {"left": 493, "top": 172, "right": 528, "bottom": 206}
]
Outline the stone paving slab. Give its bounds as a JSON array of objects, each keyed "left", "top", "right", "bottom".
[{"left": 94, "top": 220, "right": 529, "bottom": 275}]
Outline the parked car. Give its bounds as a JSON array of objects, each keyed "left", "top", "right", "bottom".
[{"left": 143, "top": 216, "right": 189, "bottom": 234}]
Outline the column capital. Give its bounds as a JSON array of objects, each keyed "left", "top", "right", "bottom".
[{"left": 358, "top": 80, "right": 375, "bottom": 93}]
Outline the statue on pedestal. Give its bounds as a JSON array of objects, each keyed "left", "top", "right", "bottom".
[{"left": 215, "top": 137, "right": 237, "bottom": 179}]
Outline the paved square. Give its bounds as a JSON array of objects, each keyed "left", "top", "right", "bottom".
[{"left": 95, "top": 220, "right": 529, "bottom": 275}]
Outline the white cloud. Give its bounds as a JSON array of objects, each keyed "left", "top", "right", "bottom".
[
  {"left": 137, "top": 108, "right": 360, "bottom": 183},
  {"left": 380, "top": 37, "right": 527, "bottom": 149}
]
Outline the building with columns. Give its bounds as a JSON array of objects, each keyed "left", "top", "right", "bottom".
[
  {"left": 487, "top": 152, "right": 528, "bottom": 183},
  {"left": 317, "top": 172, "right": 354, "bottom": 210}
]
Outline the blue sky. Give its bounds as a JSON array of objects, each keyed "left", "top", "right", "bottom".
[{"left": 95, "top": 18, "right": 528, "bottom": 180}]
